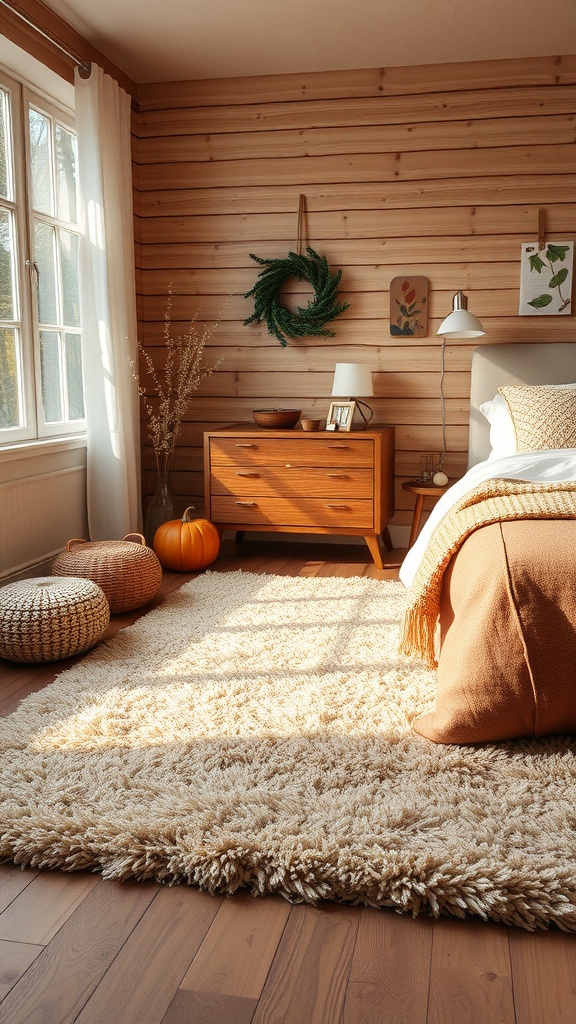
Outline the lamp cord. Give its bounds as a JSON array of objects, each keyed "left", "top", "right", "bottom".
[{"left": 439, "top": 338, "right": 447, "bottom": 468}]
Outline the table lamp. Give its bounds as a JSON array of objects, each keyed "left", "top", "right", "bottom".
[{"left": 331, "top": 362, "right": 374, "bottom": 429}]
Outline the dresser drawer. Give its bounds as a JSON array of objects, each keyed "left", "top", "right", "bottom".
[
  {"left": 211, "top": 496, "right": 374, "bottom": 529},
  {"left": 210, "top": 466, "right": 374, "bottom": 499},
  {"left": 209, "top": 436, "right": 374, "bottom": 469}
]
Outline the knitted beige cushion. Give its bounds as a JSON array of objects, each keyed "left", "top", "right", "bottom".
[
  {"left": 498, "top": 384, "right": 576, "bottom": 452},
  {"left": 0, "top": 577, "right": 110, "bottom": 663}
]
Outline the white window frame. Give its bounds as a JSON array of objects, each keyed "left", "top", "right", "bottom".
[{"left": 0, "top": 67, "right": 85, "bottom": 448}]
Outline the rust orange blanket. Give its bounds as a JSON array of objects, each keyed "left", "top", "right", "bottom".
[{"left": 400, "top": 479, "right": 576, "bottom": 669}]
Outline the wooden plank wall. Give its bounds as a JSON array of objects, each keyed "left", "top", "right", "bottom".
[{"left": 133, "top": 54, "right": 576, "bottom": 537}]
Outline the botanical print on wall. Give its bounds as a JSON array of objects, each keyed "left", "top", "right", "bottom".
[
  {"left": 519, "top": 241, "right": 574, "bottom": 315},
  {"left": 389, "top": 276, "right": 429, "bottom": 336}
]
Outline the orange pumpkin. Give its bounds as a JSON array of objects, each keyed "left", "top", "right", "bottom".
[{"left": 153, "top": 507, "right": 220, "bottom": 571}]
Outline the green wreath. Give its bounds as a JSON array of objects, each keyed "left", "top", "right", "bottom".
[{"left": 243, "top": 246, "right": 350, "bottom": 347}]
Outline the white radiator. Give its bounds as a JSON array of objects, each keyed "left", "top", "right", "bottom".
[{"left": 0, "top": 464, "right": 88, "bottom": 580}]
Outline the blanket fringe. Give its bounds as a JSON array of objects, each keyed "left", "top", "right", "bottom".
[{"left": 399, "top": 602, "right": 438, "bottom": 667}]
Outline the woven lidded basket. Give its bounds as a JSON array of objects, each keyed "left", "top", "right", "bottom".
[
  {"left": 52, "top": 534, "right": 162, "bottom": 614},
  {"left": 0, "top": 577, "right": 110, "bottom": 663}
]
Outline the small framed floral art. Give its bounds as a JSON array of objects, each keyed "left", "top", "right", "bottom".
[{"left": 390, "top": 276, "right": 429, "bottom": 337}]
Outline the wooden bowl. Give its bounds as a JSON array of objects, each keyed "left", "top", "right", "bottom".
[{"left": 252, "top": 409, "right": 301, "bottom": 429}]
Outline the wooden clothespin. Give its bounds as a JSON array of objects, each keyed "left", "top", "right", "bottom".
[{"left": 537, "top": 208, "right": 546, "bottom": 252}]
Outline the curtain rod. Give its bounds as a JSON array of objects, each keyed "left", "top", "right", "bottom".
[{"left": 0, "top": 0, "right": 92, "bottom": 75}]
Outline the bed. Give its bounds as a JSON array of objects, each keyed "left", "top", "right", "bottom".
[{"left": 400, "top": 342, "right": 576, "bottom": 744}]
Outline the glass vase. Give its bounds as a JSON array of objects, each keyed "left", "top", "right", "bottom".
[{"left": 145, "top": 452, "right": 179, "bottom": 547}]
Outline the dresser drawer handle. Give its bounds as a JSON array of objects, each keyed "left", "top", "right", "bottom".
[
  {"left": 236, "top": 471, "right": 260, "bottom": 477},
  {"left": 327, "top": 473, "right": 349, "bottom": 479},
  {"left": 235, "top": 500, "right": 257, "bottom": 506},
  {"left": 327, "top": 444, "right": 350, "bottom": 450},
  {"left": 325, "top": 504, "right": 350, "bottom": 510},
  {"left": 235, "top": 443, "right": 257, "bottom": 448}
]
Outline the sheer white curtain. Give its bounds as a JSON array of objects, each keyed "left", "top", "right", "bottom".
[{"left": 74, "top": 64, "right": 142, "bottom": 540}]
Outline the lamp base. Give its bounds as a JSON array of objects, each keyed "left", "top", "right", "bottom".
[{"left": 355, "top": 399, "right": 373, "bottom": 430}]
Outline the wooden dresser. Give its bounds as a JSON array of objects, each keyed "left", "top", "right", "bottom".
[{"left": 203, "top": 424, "right": 395, "bottom": 568}]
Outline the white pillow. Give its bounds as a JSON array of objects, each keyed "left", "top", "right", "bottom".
[{"left": 480, "top": 394, "right": 516, "bottom": 460}]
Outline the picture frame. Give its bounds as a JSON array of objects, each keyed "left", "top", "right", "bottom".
[
  {"left": 519, "top": 241, "right": 574, "bottom": 315},
  {"left": 326, "top": 401, "right": 356, "bottom": 432},
  {"left": 389, "top": 275, "right": 429, "bottom": 337}
]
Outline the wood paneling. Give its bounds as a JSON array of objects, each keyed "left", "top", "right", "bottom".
[
  {"left": 137, "top": 146, "right": 576, "bottom": 190},
  {"left": 133, "top": 55, "right": 576, "bottom": 533},
  {"left": 136, "top": 55, "right": 576, "bottom": 108},
  {"left": 135, "top": 86, "right": 576, "bottom": 137},
  {"left": 136, "top": 177, "right": 576, "bottom": 216}
]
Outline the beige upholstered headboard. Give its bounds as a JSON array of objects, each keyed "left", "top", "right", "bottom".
[{"left": 468, "top": 343, "right": 576, "bottom": 469}]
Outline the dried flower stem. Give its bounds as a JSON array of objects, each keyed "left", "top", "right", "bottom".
[{"left": 133, "top": 286, "right": 224, "bottom": 458}]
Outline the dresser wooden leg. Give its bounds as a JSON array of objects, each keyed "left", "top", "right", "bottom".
[{"left": 364, "top": 535, "right": 384, "bottom": 569}]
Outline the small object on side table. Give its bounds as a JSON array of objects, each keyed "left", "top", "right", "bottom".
[
  {"left": 432, "top": 471, "right": 449, "bottom": 486},
  {"left": 402, "top": 479, "right": 452, "bottom": 549}
]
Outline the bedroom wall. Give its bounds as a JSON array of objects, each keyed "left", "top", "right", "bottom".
[{"left": 133, "top": 54, "right": 576, "bottom": 538}]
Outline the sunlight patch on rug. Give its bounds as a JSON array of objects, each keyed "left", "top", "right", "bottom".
[{"left": 2, "top": 570, "right": 576, "bottom": 931}]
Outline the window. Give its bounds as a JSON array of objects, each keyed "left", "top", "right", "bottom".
[{"left": 0, "top": 69, "right": 84, "bottom": 445}]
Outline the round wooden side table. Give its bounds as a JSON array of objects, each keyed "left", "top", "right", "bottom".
[{"left": 401, "top": 480, "right": 451, "bottom": 548}]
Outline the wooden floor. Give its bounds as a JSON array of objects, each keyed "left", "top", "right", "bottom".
[{"left": 1, "top": 539, "right": 576, "bottom": 1024}]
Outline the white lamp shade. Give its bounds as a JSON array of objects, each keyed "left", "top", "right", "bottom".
[
  {"left": 436, "top": 309, "right": 485, "bottom": 338},
  {"left": 437, "top": 290, "right": 485, "bottom": 339},
  {"left": 436, "top": 290, "right": 481, "bottom": 337},
  {"left": 331, "top": 362, "right": 374, "bottom": 397}
]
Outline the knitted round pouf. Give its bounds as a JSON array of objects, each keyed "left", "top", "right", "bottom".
[
  {"left": 52, "top": 533, "right": 162, "bottom": 614},
  {"left": 0, "top": 577, "right": 110, "bottom": 663}
]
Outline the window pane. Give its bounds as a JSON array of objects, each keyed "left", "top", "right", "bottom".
[
  {"left": 65, "top": 332, "right": 84, "bottom": 419},
  {"left": 0, "top": 327, "right": 21, "bottom": 428},
  {"left": 0, "top": 89, "right": 10, "bottom": 201},
  {"left": 0, "top": 209, "right": 15, "bottom": 319},
  {"left": 34, "top": 221, "right": 58, "bottom": 324},
  {"left": 0, "top": 84, "right": 84, "bottom": 443},
  {"left": 29, "top": 107, "right": 52, "bottom": 215},
  {"left": 56, "top": 124, "right": 77, "bottom": 223},
  {"left": 60, "top": 229, "right": 80, "bottom": 327},
  {"left": 40, "top": 329, "right": 61, "bottom": 422}
]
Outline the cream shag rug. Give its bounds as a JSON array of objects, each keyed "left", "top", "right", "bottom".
[{"left": 1, "top": 570, "right": 576, "bottom": 932}]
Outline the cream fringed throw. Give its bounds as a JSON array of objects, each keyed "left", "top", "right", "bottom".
[
  {"left": 400, "top": 478, "right": 576, "bottom": 667},
  {"left": 5, "top": 570, "right": 576, "bottom": 930}
]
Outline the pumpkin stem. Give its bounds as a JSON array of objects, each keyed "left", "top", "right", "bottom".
[{"left": 182, "top": 506, "right": 197, "bottom": 522}]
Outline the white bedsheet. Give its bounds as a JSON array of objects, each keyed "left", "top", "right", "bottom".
[{"left": 399, "top": 449, "right": 576, "bottom": 588}]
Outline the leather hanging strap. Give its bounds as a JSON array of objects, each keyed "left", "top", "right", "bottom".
[{"left": 297, "top": 194, "right": 306, "bottom": 255}]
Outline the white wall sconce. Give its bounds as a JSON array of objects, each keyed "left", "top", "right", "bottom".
[
  {"left": 436, "top": 291, "right": 485, "bottom": 466},
  {"left": 437, "top": 290, "right": 485, "bottom": 339}
]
